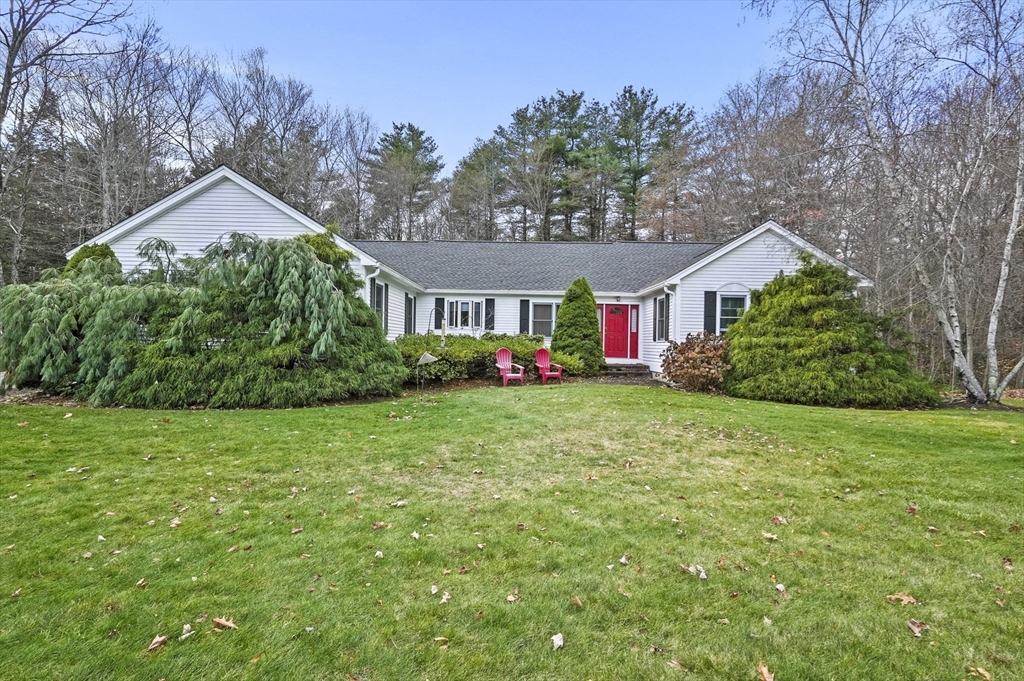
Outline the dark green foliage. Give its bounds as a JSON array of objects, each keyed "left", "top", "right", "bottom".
[
  {"left": 724, "top": 256, "right": 940, "bottom": 408},
  {"left": 0, "top": 233, "right": 407, "bottom": 407},
  {"left": 551, "top": 277, "right": 604, "bottom": 377},
  {"left": 395, "top": 332, "right": 583, "bottom": 383},
  {"left": 64, "top": 244, "right": 120, "bottom": 274}
]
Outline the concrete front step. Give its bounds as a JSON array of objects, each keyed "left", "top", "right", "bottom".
[{"left": 604, "top": 363, "right": 651, "bottom": 376}]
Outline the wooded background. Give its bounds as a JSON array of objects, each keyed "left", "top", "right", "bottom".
[{"left": 1, "top": 0, "right": 1021, "bottom": 398}]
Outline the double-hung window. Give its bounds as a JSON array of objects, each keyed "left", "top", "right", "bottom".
[
  {"left": 719, "top": 296, "right": 746, "bottom": 334},
  {"left": 532, "top": 303, "right": 559, "bottom": 337},
  {"left": 370, "top": 277, "right": 388, "bottom": 331},
  {"left": 404, "top": 293, "right": 416, "bottom": 335},
  {"left": 653, "top": 294, "right": 670, "bottom": 341}
]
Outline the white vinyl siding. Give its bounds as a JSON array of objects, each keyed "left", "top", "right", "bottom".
[
  {"left": 676, "top": 230, "right": 800, "bottom": 339},
  {"left": 102, "top": 178, "right": 321, "bottom": 271}
]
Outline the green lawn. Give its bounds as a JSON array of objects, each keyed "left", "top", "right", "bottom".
[{"left": 1, "top": 385, "right": 1021, "bottom": 681}]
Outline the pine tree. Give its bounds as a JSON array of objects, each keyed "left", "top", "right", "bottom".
[
  {"left": 724, "top": 256, "right": 939, "bottom": 408},
  {"left": 551, "top": 276, "right": 604, "bottom": 377}
]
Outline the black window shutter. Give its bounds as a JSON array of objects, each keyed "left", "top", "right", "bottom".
[
  {"left": 665, "top": 293, "right": 671, "bottom": 341},
  {"left": 653, "top": 298, "right": 659, "bottom": 342},
  {"left": 383, "top": 283, "right": 389, "bottom": 331},
  {"left": 435, "top": 297, "right": 444, "bottom": 330},
  {"left": 485, "top": 298, "right": 495, "bottom": 330},
  {"left": 519, "top": 299, "right": 530, "bottom": 334},
  {"left": 703, "top": 291, "right": 717, "bottom": 334}
]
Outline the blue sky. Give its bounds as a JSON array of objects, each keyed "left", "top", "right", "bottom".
[{"left": 139, "top": 1, "right": 782, "bottom": 170}]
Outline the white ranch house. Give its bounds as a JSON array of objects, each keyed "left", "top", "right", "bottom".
[{"left": 68, "top": 166, "right": 871, "bottom": 374}]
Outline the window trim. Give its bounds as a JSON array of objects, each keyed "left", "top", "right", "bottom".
[
  {"left": 532, "top": 302, "right": 554, "bottom": 337},
  {"left": 653, "top": 293, "right": 670, "bottom": 342},
  {"left": 718, "top": 293, "right": 748, "bottom": 334},
  {"left": 447, "top": 298, "right": 487, "bottom": 330}
]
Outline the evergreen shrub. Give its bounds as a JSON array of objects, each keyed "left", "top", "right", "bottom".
[
  {"left": 0, "top": 233, "right": 407, "bottom": 407},
  {"left": 395, "top": 332, "right": 583, "bottom": 383},
  {"left": 723, "top": 256, "right": 940, "bottom": 408},
  {"left": 64, "top": 244, "right": 120, "bottom": 274},
  {"left": 551, "top": 277, "right": 604, "bottom": 377}
]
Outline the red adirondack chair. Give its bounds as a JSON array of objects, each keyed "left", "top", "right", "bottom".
[
  {"left": 534, "top": 347, "right": 563, "bottom": 385},
  {"left": 495, "top": 347, "right": 525, "bottom": 387}
]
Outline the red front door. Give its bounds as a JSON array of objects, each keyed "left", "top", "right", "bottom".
[{"left": 604, "top": 305, "right": 629, "bottom": 358}]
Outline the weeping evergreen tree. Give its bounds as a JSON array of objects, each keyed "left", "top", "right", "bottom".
[
  {"left": 551, "top": 276, "right": 604, "bottom": 377},
  {"left": 0, "top": 233, "right": 407, "bottom": 407},
  {"left": 724, "top": 256, "right": 939, "bottom": 408}
]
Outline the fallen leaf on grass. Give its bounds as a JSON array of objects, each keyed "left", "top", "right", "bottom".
[
  {"left": 179, "top": 624, "right": 194, "bottom": 641},
  {"left": 907, "top": 619, "right": 929, "bottom": 637},
  {"left": 762, "top": 532, "right": 778, "bottom": 541},
  {"left": 227, "top": 545, "right": 238, "bottom": 553},
  {"left": 411, "top": 532, "right": 420, "bottom": 540},
  {"left": 570, "top": 596, "right": 583, "bottom": 609},
  {"left": 906, "top": 506, "right": 918, "bottom": 515},
  {"left": 968, "top": 666, "right": 993, "bottom": 680},
  {"left": 887, "top": 593, "right": 917, "bottom": 605},
  {"left": 770, "top": 516, "right": 788, "bottom": 525},
  {"left": 371, "top": 522, "right": 391, "bottom": 530},
  {"left": 668, "top": 659, "right": 690, "bottom": 670},
  {"left": 507, "top": 587, "right": 521, "bottom": 603},
  {"left": 169, "top": 517, "right": 181, "bottom": 528},
  {"left": 775, "top": 584, "right": 786, "bottom": 593},
  {"left": 291, "top": 527, "right": 303, "bottom": 534},
  {"left": 431, "top": 585, "right": 439, "bottom": 595},
  {"left": 16, "top": 422, "right": 29, "bottom": 427},
  {"left": 212, "top": 617, "right": 237, "bottom": 630},
  {"left": 146, "top": 635, "right": 168, "bottom": 652},
  {"left": 10, "top": 588, "right": 20, "bottom": 598},
  {"left": 552, "top": 633, "right": 564, "bottom": 650},
  {"left": 135, "top": 578, "right": 147, "bottom": 588},
  {"left": 757, "top": 660, "right": 774, "bottom": 681},
  {"left": 440, "top": 592, "right": 451, "bottom": 604}
]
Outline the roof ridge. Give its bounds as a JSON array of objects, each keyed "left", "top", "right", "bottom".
[{"left": 351, "top": 239, "right": 723, "bottom": 245}]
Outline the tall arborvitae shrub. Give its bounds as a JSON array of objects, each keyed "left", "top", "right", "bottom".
[
  {"left": 551, "top": 276, "right": 604, "bottom": 377},
  {"left": 0, "top": 233, "right": 407, "bottom": 407},
  {"left": 724, "top": 256, "right": 939, "bottom": 408}
]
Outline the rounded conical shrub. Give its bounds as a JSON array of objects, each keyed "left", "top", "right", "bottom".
[
  {"left": 724, "top": 255, "right": 939, "bottom": 408},
  {"left": 551, "top": 276, "right": 604, "bottom": 377}
]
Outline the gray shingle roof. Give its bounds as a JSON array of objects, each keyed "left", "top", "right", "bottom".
[{"left": 350, "top": 240, "right": 723, "bottom": 292}]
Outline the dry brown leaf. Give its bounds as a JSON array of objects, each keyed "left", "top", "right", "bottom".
[
  {"left": 770, "top": 516, "right": 788, "bottom": 525},
  {"left": 16, "top": 421, "right": 29, "bottom": 427},
  {"left": 907, "top": 619, "right": 929, "bottom": 637},
  {"left": 291, "top": 526, "right": 303, "bottom": 534},
  {"left": 762, "top": 532, "right": 778, "bottom": 541},
  {"left": 212, "top": 617, "right": 238, "bottom": 630},
  {"left": 968, "top": 666, "right": 993, "bottom": 680},
  {"left": 135, "top": 578, "right": 147, "bottom": 588},
  {"left": 146, "top": 635, "right": 168, "bottom": 652},
  {"left": 570, "top": 595, "right": 583, "bottom": 609},
  {"left": 757, "top": 660, "right": 774, "bottom": 681},
  {"left": 887, "top": 592, "right": 917, "bottom": 605},
  {"left": 10, "top": 588, "right": 21, "bottom": 598}
]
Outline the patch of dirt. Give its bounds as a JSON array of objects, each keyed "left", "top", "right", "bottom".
[
  {"left": 943, "top": 394, "right": 1024, "bottom": 412},
  {"left": 0, "top": 388, "right": 81, "bottom": 407}
]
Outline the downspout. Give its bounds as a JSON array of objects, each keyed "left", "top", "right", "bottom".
[{"left": 365, "top": 266, "right": 380, "bottom": 305}]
